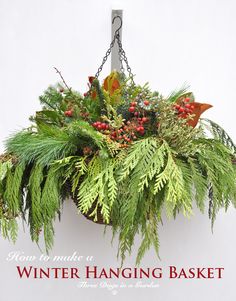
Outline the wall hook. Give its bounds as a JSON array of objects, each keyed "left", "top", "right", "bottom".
[{"left": 112, "top": 15, "right": 123, "bottom": 36}]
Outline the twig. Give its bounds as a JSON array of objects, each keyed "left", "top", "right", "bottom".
[{"left": 53, "top": 67, "right": 72, "bottom": 92}]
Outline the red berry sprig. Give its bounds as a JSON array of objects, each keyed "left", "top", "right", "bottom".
[
  {"left": 127, "top": 100, "right": 151, "bottom": 137},
  {"left": 174, "top": 97, "right": 194, "bottom": 118},
  {"left": 91, "top": 99, "right": 153, "bottom": 145},
  {"left": 92, "top": 121, "right": 109, "bottom": 131},
  {"left": 128, "top": 101, "right": 137, "bottom": 113},
  {"left": 135, "top": 116, "right": 149, "bottom": 136}
]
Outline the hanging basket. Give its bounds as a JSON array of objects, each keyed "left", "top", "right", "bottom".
[
  {"left": 65, "top": 181, "right": 111, "bottom": 225},
  {"left": 77, "top": 200, "right": 111, "bottom": 226},
  {"left": 1, "top": 16, "right": 236, "bottom": 264}
]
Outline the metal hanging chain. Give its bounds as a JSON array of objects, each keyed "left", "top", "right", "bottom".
[
  {"left": 94, "top": 34, "right": 116, "bottom": 79},
  {"left": 94, "top": 15, "right": 135, "bottom": 84},
  {"left": 117, "top": 32, "right": 125, "bottom": 75},
  {"left": 116, "top": 31, "right": 134, "bottom": 84}
]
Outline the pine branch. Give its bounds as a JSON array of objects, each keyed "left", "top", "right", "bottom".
[
  {"left": 201, "top": 118, "right": 236, "bottom": 154},
  {"left": 6, "top": 128, "right": 78, "bottom": 165}
]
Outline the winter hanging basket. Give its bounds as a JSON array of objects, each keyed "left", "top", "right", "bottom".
[{"left": 1, "top": 17, "right": 236, "bottom": 264}]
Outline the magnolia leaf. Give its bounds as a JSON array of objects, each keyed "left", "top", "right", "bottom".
[{"left": 103, "top": 71, "right": 120, "bottom": 96}]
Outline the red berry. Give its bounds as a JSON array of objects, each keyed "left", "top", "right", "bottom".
[
  {"left": 65, "top": 110, "right": 73, "bottom": 117},
  {"left": 142, "top": 117, "right": 148, "bottom": 123},
  {"left": 184, "top": 97, "right": 190, "bottom": 102},
  {"left": 190, "top": 105, "right": 194, "bottom": 110},
  {"left": 174, "top": 104, "right": 180, "bottom": 110},
  {"left": 84, "top": 92, "right": 88, "bottom": 97},
  {"left": 134, "top": 112, "right": 139, "bottom": 116},
  {"left": 136, "top": 126, "right": 144, "bottom": 132},
  {"left": 97, "top": 124, "right": 102, "bottom": 130},
  {"left": 185, "top": 103, "right": 191, "bottom": 109},
  {"left": 131, "top": 101, "right": 137, "bottom": 107},
  {"left": 178, "top": 107, "right": 185, "bottom": 113},
  {"left": 139, "top": 130, "right": 145, "bottom": 136},
  {"left": 129, "top": 106, "right": 135, "bottom": 113},
  {"left": 144, "top": 100, "right": 150, "bottom": 106},
  {"left": 101, "top": 123, "right": 107, "bottom": 130}
]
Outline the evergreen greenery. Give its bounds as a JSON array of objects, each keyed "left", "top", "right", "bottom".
[{"left": 0, "top": 71, "right": 235, "bottom": 264}]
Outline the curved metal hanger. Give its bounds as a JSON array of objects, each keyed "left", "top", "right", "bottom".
[{"left": 112, "top": 15, "right": 123, "bottom": 36}]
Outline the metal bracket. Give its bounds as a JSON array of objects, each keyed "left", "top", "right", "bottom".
[{"left": 111, "top": 9, "right": 123, "bottom": 72}]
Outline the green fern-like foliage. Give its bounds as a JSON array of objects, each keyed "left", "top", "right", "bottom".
[
  {"left": 200, "top": 118, "right": 236, "bottom": 154},
  {"left": 0, "top": 71, "right": 235, "bottom": 264}
]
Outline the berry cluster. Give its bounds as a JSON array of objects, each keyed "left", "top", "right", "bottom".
[
  {"left": 174, "top": 97, "right": 194, "bottom": 118},
  {"left": 128, "top": 100, "right": 150, "bottom": 113},
  {"left": 128, "top": 101, "right": 137, "bottom": 113},
  {"left": 135, "top": 116, "right": 149, "bottom": 135},
  {"left": 109, "top": 116, "right": 150, "bottom": 144},
  {"left": 110, "top": 127, "right": 132, "bottom": 143},
  {"left": 128, "top": 100, "right": 151, "bottom": 136},
  {"left": 91, "top": 98, "right": 153, "bottom": 145},
  {"left": 92, "top": 121, "right": 109, "bottom": 131}
]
